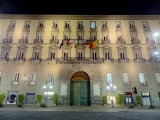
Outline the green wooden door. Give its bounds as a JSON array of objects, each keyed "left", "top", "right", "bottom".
[{"left": 70, "top": 81, "right": 90, "bottom": 106}]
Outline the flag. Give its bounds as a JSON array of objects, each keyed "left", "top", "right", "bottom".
[
  {"left": 89, "top": 40, "right": 98, "bottom": 49},
  {"left": 59, "top": 40, "right": 64, "bottom": 50}
]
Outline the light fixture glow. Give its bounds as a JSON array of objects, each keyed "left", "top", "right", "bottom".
[
  {"left": 154, "top": 33, "right": 159, "bottom": 37},
  {"left": 110, "top": 84, "right": 113, "bottom": 86},
  {"left": 114, "top": 86, "right": 116, "bottom": 89},
  {"left": 107, "top": 86, "right": 110, "bottom": 89},
  {"left": 43, "top": 85, "right": 46, "bottom": 88},
  {"left": 50, "top": 86, "right": 52, "bottom": 88}
]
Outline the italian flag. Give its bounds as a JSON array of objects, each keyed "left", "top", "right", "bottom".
[{"left": 89, "top": 40, "right": 98, "bottom": 48}]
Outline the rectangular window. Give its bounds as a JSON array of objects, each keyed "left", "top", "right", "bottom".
[
  {"left": 52, "top": 35, "right": 57, "bottom": 41},
  {"left": 64, "top": 34, "right": 69, "bottom": 40},
  {"left": 115, "top": 21, "right": 121, "bottom": 29},
  {"left": 78, "top": 35, "right": 83, "bottom": 40},
  {"left": 78, "top": 21, "right": 83, "bottom": 29},
  {"left": 92, "top": 52, "right": 97, "bottom": 60},
  {"left": 24, "top": 21, "right": 30, "bottom": 29},
  {"left": 139, "top": 73, "right": 145, "bottom": 83},
  {"left": 107, "top": 73, "right": 112, "bottom": 84},
  {"left": 142, "top": 21, "right": 149, "bottom": 30},
  {"left": 131, "top": 34, "right": 137, "bottom": 43},
  {"left": 105, "top": 52, "right": 110, "bottom": 60},
  {"left": 10, "top": 21, "right": 16, "bottom": 29},
  {"left": 3, "top": 51, "right": 8, "bottom": 60},
  {"left": 0, "top": 73, "right": 2, "bottom": 82},
  {"left": 14, "top": 73, "right": 19, "bottom": 82},
  {"left": 150, "top": 52, "right": 158, "bottom": 59},
  {"left": 39, "top": 21, "right": 44, "bottom": 28},
  {"left": 129, "top": 21, "right": 135, "bottom": 29},
  {"left": 65, "top": 22, "right": 70, "bottom": 28},
  {"left": 155, "top": 73, "right": 160, "bottom": 83},
  {"left": 90, "top": 21, "right": 96, "bottom": 29},
  {"left": 103, "top": 35, "right": 108, "bottom": 41},
  {"left": 102, "top": 22, "right": 107, "bottom": 29},
  {"left": 135, "top": 52, "right": 140, "bottom": 59},
  {"left": 64, "top": 52, "right": 68, "bottom": 60},
  {"left": 78, "top": 52, "right": 83, "bottom": 60},
  {"left": 48, "top": 73, "right": 53, "bottom": 82},
  {"left": 117, "top": 35, "right": 123, "bottom": 43},
  {"left": 31, "top": 72, "right": 36, "bottom": 82},
  {"left": 120, "top": 52, "right": 125, "bottom": 60},
  {"left": 123, "top": 73, "right": 129, "bottom": 84},
  {"left": 7, "top": 34, "right": 13, "bottom": 40},
  {"left": 18, "top": 51, "right": 24, "bottom": 60},
  {"left": 22, "top": 34, "right": 28, "bottom": 41},
  {"left": 91, "top": 34, "right": 96, "bottom": 40},
  {"left": 37, "top": 34, "right": 42, "bottom": 41},
  {"left": 34, "top": 51, "right": 39, "bottom": 60},
  {"left": 50, "top": 52, "right": 55, "bottom": 60},
  {"left": 53, "top": 22, "right": 58, "bottom": 28}
]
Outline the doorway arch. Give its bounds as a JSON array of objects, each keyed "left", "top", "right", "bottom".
[{"left": 70, "top": 71, "right": 90, "bottom": 106}]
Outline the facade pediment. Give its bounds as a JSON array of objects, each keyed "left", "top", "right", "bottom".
[
  {"left": 32, "top": 45, "right": 43, "bottom": 49},
  {"left": 17, "top": 45, "right": 28, "bottom": 49},
  {"left": 1, "top": 45, "right": 12, "bottom": 49},
  {"left": 146, "top": 45, "right": 156, "bottom": 50},
  {"left": 116, "top": 45, "right": 127, "bottom": 50},
  {"left": 131, "top": 45, "right": 142, "bottom": 50},
  {"left": 101, "top": 45, "right": 112, "bottom": 50}
]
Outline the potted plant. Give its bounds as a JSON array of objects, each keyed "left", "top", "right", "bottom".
[
  {"left": 128, "top": 104, "right": 134, "bottom": 109},
  {"left": 0, "top": 94, "right": 5, "bottom": 107},
  {"left": 102, "top": 96, "right": 107, "bottom": 106},
  {"left": 17, "top": 94, "right": 25, "bottom": 107},
  {"left": 40, "top": 103, "right": 46, "bottom": 107},
  {"left": 52, "top": 93, "right": 58, "bottom": 106},
  {"left": 36, "top": 95, "right": 43, "bottom": 106},
  {"left": 116, "top": 94, "right": 124, "bottom": 106},
  {"left": 149, "top": 104, "right": 156, "bottom": 109},
  {"left": 135, "top": 95, "right": 142, "bottom": 107}
]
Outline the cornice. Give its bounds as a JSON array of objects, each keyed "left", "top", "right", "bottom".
[{"left": 0, "top": 14, "right": 160, "bottom": 20}]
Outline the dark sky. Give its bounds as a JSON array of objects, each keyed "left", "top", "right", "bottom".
[{"left": 0, "top": 0, "right": 160, "bottom": 15}]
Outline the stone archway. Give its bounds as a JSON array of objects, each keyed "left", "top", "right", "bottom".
[{"left": 70, "top": 71, "right": 90, "bottom": 106}]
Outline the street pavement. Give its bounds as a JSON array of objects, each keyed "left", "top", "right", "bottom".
[{"left": 0, "top": 106, "right": 160, "bottom": 120}]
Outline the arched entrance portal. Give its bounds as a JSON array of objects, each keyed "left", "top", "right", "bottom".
[{"left": 70, "top": 71, "right": 90, "bottom": 106}]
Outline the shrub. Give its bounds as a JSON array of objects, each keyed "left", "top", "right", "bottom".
[
  {"left": 149, "top": 104, "right": 155, "bottom": 109},
  {"left": 52, "top": 93, "right": 58, "bottom": 104},
  {"left": 17, "top": 103, "right": 23, "bottom": 107},
  {"left": 135, "top": 95, "right": 142, "bottom": 105},
  {"left": 18, "top": 94, "right": 25, "bottom": 104},
  {"left": 0, "top": 102, "right": 3, "bottom": 107},
  {"left": 40, "top": 103, "right": 45, "bottom": 107},
  {"left": 0, "top": 94, "right": 5, "bottom": 103},
  {"left": 36, "top": 95, "right": 43, "bottom": 104},
  {"left": 129, "top": 104, "right": 134, "bottom": 108},
  {"left": 102, "top": 96, "right": 107, "bottom": 104},
  {"left": 116, "top": 94, "right": 124, "bottom": 105}
]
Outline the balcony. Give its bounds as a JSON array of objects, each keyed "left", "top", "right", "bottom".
[
  {"left": 115, "top": 27, "right": 122, "bottom": 31},
  {"left": 149, "top": 58, "right": 159, "bottom": 62},
  {"left": 123, "top": 81, "right": 131, "bottom": 86},
  {"left": 34, "top": 39, "right": 43, "bottom": 44},
  {"left": 0, "top": 57, "right": 9, "bottom": 61},
  {"left": 117, "top": 39, "right": 126, "bottom": 45},
  {"left": 14, "top": 58, "right": 25, "bottom": 62},
  {"left": 12, "top": 81, "right": 18, "bottom": 85},
  {"left": 47, "top": 58, "right": 58, "bottom": 61},
  {"left": 77, "top": 26, "right": 84, "bottom": 30},
  {"left": 52, "top": 26, "right": 59, "bottom": 30},
  {"left": 102, "top": 39, "right": 111, "bottom": 45},
  {"left": 8, "top": 26, "right": 15, "bottom": 30},
  {"left": 102, "top": 58, "right": 114, "bottom": 62},
  {"left": 19, "top": 39, "right": 28, "bottom": 44},
  {"left": 118, "top": 58, "right": 129, "bottom": 62},
  {"left": 64, "top": 26, "right": 71, "bottom": 30},
  {"left": 129, "top": 26, "right": 137, "bottom": 31},
  {"left": 3, "top": 39, "right": 12, "bottom": 44},
  {"left": 49, "top": 39, "right": 59, "bottom": 45},
  {"left": 140, "top": 81, "right": 148, "bottom": 86},
  {"left": 30, "top": 58, "right": 42, "bottom": 63},
  {"left": 131, "top": 39, "right": 141, "bottom": 44},
  {"left": 23, "top": 26, "right": 30, "bottom": 30},
  {"left": 146, "top": 39, "right": 155, "bottom": 44},
  {"left": 37, "top": 26, "right": 45, "bottom": 30},
  {"left": 134, "top": 58, "right": 145, "bottom": 62},
  {"left": 101, "top": 26, "right": 108, "bottom": 31}
]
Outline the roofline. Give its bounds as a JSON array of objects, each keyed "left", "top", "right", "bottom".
[{"left": 0, "top": 14, "right": 160, "bottom": 20}]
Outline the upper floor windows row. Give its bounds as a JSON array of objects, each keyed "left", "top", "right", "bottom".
[{"left": 7, "top": 20, "right": 153, "bottom": 31}]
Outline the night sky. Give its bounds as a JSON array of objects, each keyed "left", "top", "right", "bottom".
[{"left": 0, "top": 0, "right": 160, "bottom": 15}]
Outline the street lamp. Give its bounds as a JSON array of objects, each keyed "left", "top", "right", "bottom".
[
  {"left": 43, "top": 82, "right": 52, "bottom": 107},
  {"left": 154, "top": 33, "right": 160, "bottom": 63},
  {"left": 107, "top": 83, "right": 116, "bottom": 108}
]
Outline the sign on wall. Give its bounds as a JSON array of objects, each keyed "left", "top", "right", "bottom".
[
  {"left": 7, "top": 92, "right": 18, "bottom": 104},
  {"left": 93, "top": 83, "right": 100, "bottom": 96},
  {"left": 60, "top": 83, "right": 67, "bottom": 96}
]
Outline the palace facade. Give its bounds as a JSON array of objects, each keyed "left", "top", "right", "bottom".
[{"left": 0, "top": 14, "right": 160, "bottom": 106}]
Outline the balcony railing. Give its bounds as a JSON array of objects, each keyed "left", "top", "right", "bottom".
[
  {"left": 134, "top": 58, "right": 145, "bottom": 62},
  {"left": 102, "top": 39, "right": 111, "bottom": 45},
  {"left": 64, "top": 26, "right": 71, "bottom": 30},
  {"left": 34, "top": 39, "right": 43, "bottom": 44},
  {"left": 118, "top": 58, "right": 129, "bottom": 62},
  {"left": 117, "top": 39, "right": 126, "bottom": 44},
  {"left": 37, "top": 26, "right": 45, "bottom": 30},
  {"left": 129, "top": 26, "right": 137, "bottom": 31},
  {"left": 19, "top": 39, "right": 28, "bottom": 44},
  {"left": 47, "top": 58, "right": 58, "bottom": 61},
  {"left": 146, "top": 39, "right": 155, "bottom": 44},
  {"left": 131, "top": 39, "right": 141, "bottom": 44},
  {"left": 102, "top": 58, "right": 114, "bottom": 62},
  {"left": 52, "top": 26, "right": 59, "bottom": 30},
  {"left": 123, "top": 81, "right": 131, "bottom": 86},
  {"left": 3, "top": 39, "right": 12, "bottom": 44},
  {"left": 30, "top": 58, "right": 42, "bottom": 62},
  {"left": 101, "top": 26, "right": 108, "bottom": 31},
  {"left": 140, "top": 81, "right": 148, "bottom": 86},
  {"left": 115, "top": 27, "right": 122, "bottom": 31},
  {"left": 149, "top": 58, "right": 159, "bottom": 62},
  {"left": 23, "top": 26, "right": 30, "bottom": 30},
  {"left": 14, "top": 58, "right": 25, "bottom": 62},
  {"left": 49, "top": 39, "right": 59, "bottom": 44},
  {"left": 0, "top": 57, "right": 9, "bottom": 61},
  {"left": 77, "top": 26, "right": 84, "bottom": 30}
]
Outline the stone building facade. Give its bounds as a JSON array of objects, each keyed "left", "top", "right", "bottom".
[{"left": 0, "top": 15, "right": 160, "bottom": 106}]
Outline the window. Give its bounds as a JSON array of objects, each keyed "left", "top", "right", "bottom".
[
  {"left": 78, "top": 21, "right": 83, "bottom": 29},
  {"left": 92, "top": 52, "right": 97, "bottom": 60},
  {"left": 135, "top": 52, "right": 141, "bottom": 59},
  {"left": 129, "top": 21, "right": 135, "bottom": 29},
  {"left": 39, "top": 21, "right": 44, "bottom": 28},
  {"left": 34, "top": 51, "right": 39, "bottom": 61},
  {"left": 123, "top": 73, "right": 129, "bottom": 85},
  {"left": 131, "top": 34, "right": 137, "bottom": 43},
  {"left": 64, "top": 52, "right": 68, "bottom": 60},
  {"left": 107, "top": 73, "right": 112, "bottom": 84},
  {"left": 24, "top": 21, "right": 30, "bottom": 29},
  {"left": 142, "top": 21, "right": 149, "bottom": 30},
  {"left": 105, "top": 52, "right": 110, "bottom": 60},
  {"left": 52, "top": 35, "right": 57, "bottom": 41},
  {"left": 139, "top": 73, "right": 145, "bottom": 83},
  {"left": 90, "top": 21, "right": 96, "bottom": 29},
  {"left": 9, "top": 21, "right": 16, "bottom": 29},
  {"left": 0, "top": 73, "right": 2, "bottom": 82},
  {"left": 91, "top": 34, "right": 96, "bottom": 40},
  {"left": 150, "top": 51, "right": 158, "bottom": 59},
  {"left": 65, "top": 22, "right": 70, "bottom": 28},
  {"left": 22, "top": 33, "right": 28, "bottom": 41},
  {"left": 2, "top": 51, "right": 9, "bottom": 60},
  {"left": 53, "top": 22, "right": 58, "bottom": 29},
  {"left": 50, "top": 52, "right": 55, "bottom": 60},
  {"left": 120, "top": 52, "right": 125, "bottom": 60},
  {"left": 18, "top": 51, "right": 24, "bottom": 60},
  {"left": 14, "top": 73, "right": 19, "bottom": 82},
  {"left": 48, "top": 73, "right": 53, "bottom": 83},
  {"left": 64, "top": 34, "right": 69, "bottom": 40},
  {"left": 155, "top": 73, "right": 160, "bottom": 84},
  {"left": 145, "top": 34, "right": 154, "bottom": 43},
  {"left": 31, "top": 72, "right": 36, "bottom": 82},
  {"left": 115, "top": 21, "right": 121, "bottom": 29},
  {"left": 7, "top": 34, "right": 13, "bottom": 40},
  {"left": 117, "top": 35, "right": 123, "bottom": 43},
  {"left": 102, "top": 22, "right": 107, "bottom": 29},
  {"left": 78, "top": 35, "right": 83, "bottom": 40},
  {"left": 37, "top": 34, "right": 42, "bottom": 41},
  {"left": 103, "top": 35, "right": 108, "bottom": 41},
  {"left": 78, "top": 52, "right": 83, "bottom": 60}
]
